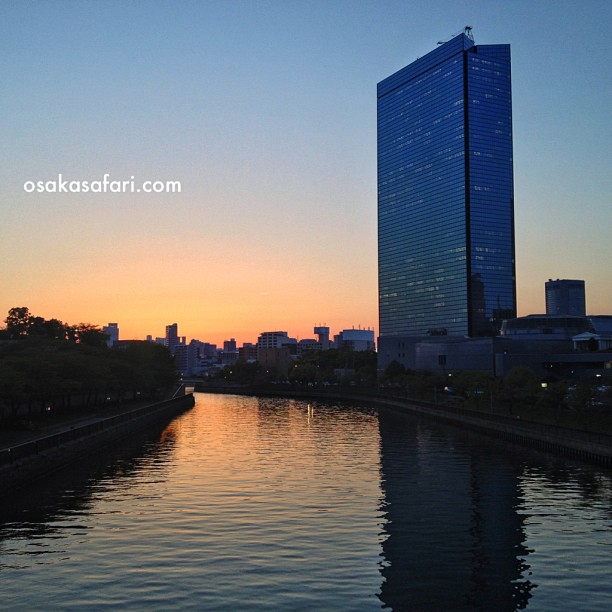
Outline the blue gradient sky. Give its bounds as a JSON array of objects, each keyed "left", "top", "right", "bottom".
[{"left": 1, "top": 0, "right": 610, "bottom": 344}]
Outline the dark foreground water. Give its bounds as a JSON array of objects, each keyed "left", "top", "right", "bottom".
[{"left": 1, "top": 393, "right": 611, "bottom": 610}]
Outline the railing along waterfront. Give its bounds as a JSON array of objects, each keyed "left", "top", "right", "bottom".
[{"left": 0, "top": 394, "right": 195, "bottom": 468}]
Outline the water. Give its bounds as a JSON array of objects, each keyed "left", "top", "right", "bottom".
[{"left": 1, "top": 393, "right": 611, "bottom": 610}]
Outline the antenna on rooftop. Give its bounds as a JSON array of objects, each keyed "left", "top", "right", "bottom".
[{"left": 438, "top": 25, "right": 474, "bottom": 45}]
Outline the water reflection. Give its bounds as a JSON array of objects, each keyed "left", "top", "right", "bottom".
[
  {"left": 378, "top": 408, "right": 612, "bottom": 610},
  {"left": 0, "top": 421, "right": 179, "bottom": 569},
  {"left": 377, "top": 409, "right": 534, "bottom": 610},
  {"left": 0, "top": 394, "right": 611, "bottom": 610}
]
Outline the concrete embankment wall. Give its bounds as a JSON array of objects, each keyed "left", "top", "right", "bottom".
[
  {"left": 0, "top": 393, "right": 195, "bottom": 492},
  {"left": 197, "top": 385, "right": 612, "bottom": 468},
  {"left": 367, "top": 396, "right": 612, "bottom": 468}
]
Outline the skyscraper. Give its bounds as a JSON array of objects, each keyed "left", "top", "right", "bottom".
[
  {"left": 545, "top": 279, "right": 586, "bottom": 317},
  {"left": 165, "top": 323, "right": 179, "bottom": 355},
  {"left": 378, "top": 29, "right": 516, "bottom": 339}
]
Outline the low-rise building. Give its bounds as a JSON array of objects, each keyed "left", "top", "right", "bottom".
[
  {"left": 378, "top": 314, "right": 612, "bottom": 380},
  {"left": 335, "top": 328, "right": 375, "bottom": 352}
]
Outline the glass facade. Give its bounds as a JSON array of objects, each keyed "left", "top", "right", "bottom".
[
  {"left": 545, "top": 279, "right": 586, "bottom": 317},
  {"left": 378, "top": 34, "right": 516, "bottom": 337}
]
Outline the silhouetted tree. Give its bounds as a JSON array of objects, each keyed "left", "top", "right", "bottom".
[
  {"left": 502, "top": 366, "right": 540, "bottom": 409},
  {"left": 0, "top": 308, "right": 177, "bottom": 421},
  {"left": 71, "top": 323, "right": 108, "bottom": 347},
  {"left": 5, "top": 306, "right": 32, "bottom": 338}
]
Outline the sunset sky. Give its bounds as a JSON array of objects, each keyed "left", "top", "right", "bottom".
[{"left": 2, "top": 0, "right": 611, "bottom": 346}]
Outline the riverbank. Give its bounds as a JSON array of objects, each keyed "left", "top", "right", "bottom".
[
  {"left": 196, "top": 384, "right": 612, "bottom": 468},
  {"left": 0, "top": 393, "right": 195, "bottom": 492},
  {"left": 2, "top": 385, "right": 610, "bottom": 476}
]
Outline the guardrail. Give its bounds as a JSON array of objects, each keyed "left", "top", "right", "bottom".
[{"left": 0, "top": 394, "right": 194, "bottom": 468}]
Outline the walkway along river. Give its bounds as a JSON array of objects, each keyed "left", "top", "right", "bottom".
[{"left": 0, "top": 393, "right": 195, "bottom": 492}]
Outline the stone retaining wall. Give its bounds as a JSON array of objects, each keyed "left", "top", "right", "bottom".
[{"left": 0, "top": 393, "right": 195, "bottom": 492}]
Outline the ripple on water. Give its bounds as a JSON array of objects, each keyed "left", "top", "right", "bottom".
[{"left": 0, "top": 393, "right": 611, "bottom": 610}]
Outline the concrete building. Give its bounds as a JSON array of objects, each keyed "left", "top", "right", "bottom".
[
  {"left": 335, "top": 328, "right": 376, "bottom": 352},
  {"left": 258, "top": 347, "right": 294, "bottom": 379},
  {"left": 223, "top": 338, "right": 237, "bottom": 353},
  {"left": 256, "top": 331, "right": 297, "bottom": 356},
  {"left": 102, "top": 323, "right": 119, "bottom": 348},
  {"left": 298, "top": 338, "right": 321, "bottom": 352},
  {"left": 221, "top": 338, "right": 239, "bottom": 365},
  {"left": 314, "top": 326, "right": 331, "bottom": 350},
  {"left": 239, "top": 343, "right": 258, "bottom": 362},
  {"left": 256, "top": 331, "right": 298, "bottom": 379},
  {"left": 500, "top": 314, "right": 594, "bottom": 340},
  {"left": 378, "top": 314, "right": 612, "bottom": 380}
]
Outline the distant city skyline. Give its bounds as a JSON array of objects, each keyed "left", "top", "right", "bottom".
[
  {"left": 138, "top": 321, "right": 375, "bottom": 348},
  {"left": 2, "top": 2, "right": 611, "bottom": 346}
]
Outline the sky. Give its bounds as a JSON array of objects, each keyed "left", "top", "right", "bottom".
[{"left": 1, "top": 0, "right": 611, "bottom": 346}]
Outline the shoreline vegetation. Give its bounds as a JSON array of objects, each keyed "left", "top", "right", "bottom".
[
  {"left": 207, "top": 350, "right": 612, "bottom": 437},
  {"left": 1, "top": 306, "right": 611, "bottom": 470},
  {"left": 0, "top": 307, "right": 177, "bottom": 422}
]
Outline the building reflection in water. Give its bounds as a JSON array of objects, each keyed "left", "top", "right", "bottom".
[{"left": 377, "top": 409, "right": 534, "bottom": 610}]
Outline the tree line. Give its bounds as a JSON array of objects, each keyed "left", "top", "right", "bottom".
[
  {"left": 378, "top": 360, "right": 612, "bottom": 415},
  {"left": 215, "top": 347, "right": 611, "bottom": 418},
  {"left": 0, "top": 307, "right": 177, "bottom": 422},
  {"left": 216, "top": 347, "right": 378, "bottom": 387}
]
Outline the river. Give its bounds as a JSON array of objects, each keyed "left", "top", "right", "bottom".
[{"left": 1, "top": 392, "right": 611, "bottom": 610}]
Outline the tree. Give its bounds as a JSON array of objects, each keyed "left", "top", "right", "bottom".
[
  {"left": 381, "top": 360, "right": 407, "bottom": 384},
  {"left": 536, "top": 380, "right": 568, "bottom": 412},
  {"left": 290, "top": 361, "right": 321, "bottom": 385},
  {"left": 405, "top": 370, "right": 445, "bottom": 400},
  {"left": 0, "top": 308, "right": 178, "bottom": 420},
  {"left": 0, "top": 360, "right": 28, "bottom": 419},
  {"left": 451, "top": 370, "right": 493, "bottom": 408},
  {"left": 219, "top": 360, "right": 263, "bottom": 385},
  {"left": 72, "top": 323, "right": 108, "bottom": 347},
  {"left": 5, "top": 306, "right": 32, "bottom": 338},
  {"left": 118, "top": 342, "right": 177, "bottom": 395},
  {"left": 502, "top": 366, "right": 540, "bottom": 409}
]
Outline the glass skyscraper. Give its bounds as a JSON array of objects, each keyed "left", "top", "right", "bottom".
[{"left": 378, "top": 31, "right": 516, "bottom": 338}]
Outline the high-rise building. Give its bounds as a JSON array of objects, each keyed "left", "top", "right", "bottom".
[
  {"left": 314, "top": 326, "right": 330, "bottom": 350},
  {"left": 223, "top": 338, "right": 237, "bottom": 353},
  {"left": 165, "top": 323, "right": 179, "bottom": 355},
  {"left": 222, "top": 338, "right": 239, "bottom": 365},
  {"left": 545, "top": 279, "right": 586, "bottom": 317},
  {"left": 378, "top": 29, "right": 516, "bottom": 339},
  {"left": 102, "top": 322, "right": 119, "bottom": 347}
]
